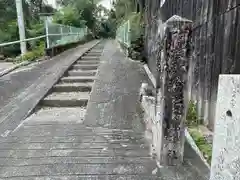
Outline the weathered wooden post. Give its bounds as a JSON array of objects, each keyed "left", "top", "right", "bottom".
[{"left": 210, "top": 75, "right": 240, "bottom": 180}]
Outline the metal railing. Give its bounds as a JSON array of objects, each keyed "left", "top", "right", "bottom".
[
  {"left": 0, "top": 21, "right": 88, "bottom": 55},
  {"left": 46, "top": 22, "right": 88, "bottom": 48}
]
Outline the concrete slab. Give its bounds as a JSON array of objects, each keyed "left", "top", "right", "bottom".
[
  {"left": 76, "top": 61, "right": 100, "bottom": 65},
  {"left": 72, "top": 64, "right": 99, "bottom": 70},
  {"left": 0, "top": 163, "right": 156, "bottom": 178},
  {"left": 0, "top": 62, "right": 15, "bottom": 73},
  {"left": 61, "top": 76, "right": 95, "bottom": 83},
  {"left": 41, "top": 92, "right": 90, "bottom": 107},
  {"left": 67, "top": 70, "right": 97, "bottom": 76},
  {"left": 210, "top": 75, "right": 240, "bottom": 180},
  {"left": 53, "top": 82, "right": 93, "bottom": 92},
  {"left": 24, "top": 107, "right": 86, "bottom": 124},
  {"left": 80, "top": 56, "right": 100, "bottom": 60},
  {"left": 3, "top": 175, "right": 158, "bottom": 180}
]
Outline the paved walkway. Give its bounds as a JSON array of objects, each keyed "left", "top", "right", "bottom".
[
  {"left": 0, "top": 62, "right": 14, "bottom": 73},
  {"left": 0, "top": 40, "right": 209, "bottom": 179}
]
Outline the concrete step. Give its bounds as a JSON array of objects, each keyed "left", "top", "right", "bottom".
[
  {"left": 0, "top": 163, "right": 157, "bottom": 178},
  {"left": 53, "top": 82, "right": 93, "bottom": 92},
  {"left": 61, "top": 76, "right": 95, "bottom": 83},
  {"left": 72, "top": 64, "right": 98, "bottom": 70},
  {"left": 86, "top": 52, "right": 102, "bottom": 56},
  {"left": 68, "top": 70, "right": 97, "bottom": 76},
  {"left": 81, "top": 56, "right": 99, "bottom": 60},
  {"left": 0, "top": 156, "right": 154, "bottom": 166},
  {"left": 76, "top": 60, "right": 100, "bottom": 65},
  {"left": 22, "top": 107, "right": 86, "bottom": 125},
  {"left": 41, "top": 92, "right": 90, "bottom": 107}
]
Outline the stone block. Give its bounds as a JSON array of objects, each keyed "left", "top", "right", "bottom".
[{"left": 210, "top": 75, "right": 240, "bottom": 180}]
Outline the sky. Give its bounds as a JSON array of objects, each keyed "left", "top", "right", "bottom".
[
  {"left": 46, "top": 0, "right": 113, "bottom": 9},
  {"left": 99, "top": 0, "right": 112, "bottom": 9}
]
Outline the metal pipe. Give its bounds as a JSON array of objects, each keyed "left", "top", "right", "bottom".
[{"left": 0, "top": 35, "right": 46, "bottom": 47}]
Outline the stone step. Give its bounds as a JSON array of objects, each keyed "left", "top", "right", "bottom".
[
  {"left": 61, "top": 76, "right": 95, "bottom": 83},
  {"left": 0, "top": 148, "right": 151, "bottom": 158},
  {"left": 0, "top": 156, "right": 154, "bottom": 166},
  {"left": 81, "top": 56, "right": 100, "bottom": 60},
  {"left": 86, "top": 52, "right": 102, "bottom": 56},
  {"left": 0, "top": 163, "right": 157, "bottom": 178},
  {"left": 88, "top": 49, "right": 103, "bottom": 53},
  {"left": 21, "top": 107, "right": 86, "bottom": 125},
  {"left": 75, "top": 60, "right": 100, "bottom": 65},
  {"left": 3, "top": 175, "right": 158, "bottom": 180},
  {"left": 41, "top": 92, "right": 90, "bottom": 107},
  {"left": 53, "top": 82, "right": 93, "bottom": 92},
  {"left": 72, "top": 64, "right": 98, "bottom": 71},
  {"left": 68, "top": 70, "right": 97, "bottom": 76}
]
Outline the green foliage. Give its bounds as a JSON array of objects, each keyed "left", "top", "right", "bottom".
[
  {"left": 113, "top": 0, "right": 136, "bottom": 25},
  {"left": 20, "top": 41, "right": 45, "bottom": 62},
  {"left": 53, "top": 6, "right": 86, "bottom": 27},
  {"left": 0, "top": 0, "right": 53, "bottom": 57},
  {"left": 54, "top": 0, "right": 99, "bottom": 31},
  {"left": 128, "top": 12, "right": 144, "bottom": 42},
  {"left": 189, "top": 128, "right": 212, "bottom": 164},
  {"left": 186, "top": 100, "right": 199, "bottom": 126}
]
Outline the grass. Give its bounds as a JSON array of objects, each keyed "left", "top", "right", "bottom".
[
  {"left": 188, "top": 127, "right": 212, "bottom": 164},
  {"left": 186, "top": 100, "right": 198, "bottom": 126},
  {"left": 15, "top": 42, "right": 45, "bottom": 63},
  {"left": 186, "top": 100, "right": 212, "bottom": 165}
]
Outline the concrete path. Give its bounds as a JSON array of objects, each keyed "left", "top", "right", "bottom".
[
  {"left": 0, "top": 62, "right": 15, "bottom": 73},
  {"left": 84, "top": 41, "right": 210, "bottom": 179},
  {"left": 0, "top": 40, "right": 99, "bottom": 137},
  {"left": 0, "top": 40, "right": 209, "bottom": 179}
]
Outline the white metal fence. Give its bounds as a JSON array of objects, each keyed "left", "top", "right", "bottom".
[
  {"left": 116, "top": 20, "right": 131, "bottom": 47},
  {"left": 46, "top": 22, "right": 88, "bottom": 48},
  {"left": 0, "top": 21, "right": 88, "bottom": 54}
]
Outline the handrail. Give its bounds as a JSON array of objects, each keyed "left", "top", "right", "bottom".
[
  {"left": 0, "top": 35, "right": 46, "bottom": 47},
  {"left": 0, "top": 23, "right": 88, "bottom": 50},
  {"left": 0, "top": 33, "right": 84, "bottom": 48}
]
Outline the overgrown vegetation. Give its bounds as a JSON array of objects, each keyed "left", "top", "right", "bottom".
[
  {"left": 20, "top": 42, "right": 45, "bottom": 62},
  {"left": 186, "top": 100, "right": 212, "bottom": 164},
  {"left": 186, "top": 100, "right": 198, "bottom": 126},
  {"left": 111, "top": 0, "right": 146, "bottom": 61},
  {"left": 0, "top": 0, "right": 54, "bottom": 57},
  {"left": 188, "top": 128, "right": 212, "bottom": 164}
]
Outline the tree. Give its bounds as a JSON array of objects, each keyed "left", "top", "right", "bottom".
[{"left": 0, "top": 0, "right": 54, "bottom": 56}]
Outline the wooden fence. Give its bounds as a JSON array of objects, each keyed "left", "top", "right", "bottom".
[{"left": 145, "top": 0, "right": 240, "bottom": 130}]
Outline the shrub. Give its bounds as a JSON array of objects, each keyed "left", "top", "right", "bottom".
[
  {"left": 189, "top": 128, "right": 212, "bottom": 164},
  {"left": 18, "top": 41, "right": 45, "bottom": 62},
  {"left": 186, "top": 100, "right": 199, "bottom": 126}
]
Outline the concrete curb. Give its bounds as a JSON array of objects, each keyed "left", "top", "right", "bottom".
[
  {"left": 0, "top": 56, "right": 50, "bottom": 78},
  {"left": 0, "top": 61, "right": 31, "bottom": 77}
]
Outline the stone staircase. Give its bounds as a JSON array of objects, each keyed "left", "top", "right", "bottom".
[
  {"left": 0, "top": 42, "right": 159, "bottom": 179},
  {"left": 40, "top": 47, "right": 102, "bottom": 108}
]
